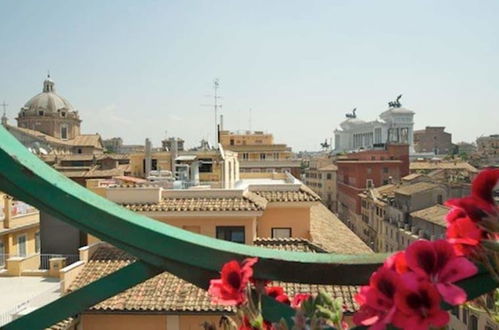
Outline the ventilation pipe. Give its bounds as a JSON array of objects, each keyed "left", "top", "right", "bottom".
[{"left": 145, "top": 138, "right": 152, "bottom": 178}]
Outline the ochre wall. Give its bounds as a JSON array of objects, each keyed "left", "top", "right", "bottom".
[
  {"left": 82, "top": 314, "right": 166, "bottom": 330},
  {"left": 154, "top": 216, "right": 257, "bottom": 245},
  {"left": 4, "top": 225, "right": 39, "bottom": 256},
  {"left": 257, "top": 205, "right": 311, "bottom": 239}
]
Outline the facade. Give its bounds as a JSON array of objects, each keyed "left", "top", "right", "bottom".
[
  {"left": 0, "top": 192, "right": 40, "bottom": 272},
  {"left": 477, "top": 134, "right": 499, "bottom": 156},
  {"left": 336, "top": 144, "right": 410, "bottom": 247},
  {"left": 410, "top": 159, "right": 478, "bottom": 183},
  {"left": 413, "top": 126, "right": 452, "bottom": 155},
  {"left": 303, "top": 155, "right": 338, "bottom": 212},
  {"left": 333, "top": 99, "right": 415, "bottom": 154},
  {"left": 219, "top": 130, "right": 301, "bottom": 177}
]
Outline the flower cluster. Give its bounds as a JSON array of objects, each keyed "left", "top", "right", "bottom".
[
  {"left": 208, "top": 258, "right": 345, "bottom": 329},
  {"left": 207, "top": 169, "right": 499, "bottom": 330},
  {"left": 353, "top": 168, "right": 499, "bottom": 329},
  {"left": 353, "top": 240, "right": 477, "bottom": 329}
]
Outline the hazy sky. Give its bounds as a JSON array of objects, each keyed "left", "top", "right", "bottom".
[{"left": 1, "top": 0, "right": 498, "bottom": 151}]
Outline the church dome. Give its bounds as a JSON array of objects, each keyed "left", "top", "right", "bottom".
[{"left": 21, "top": 76, "right": 76, "bottom": 114}]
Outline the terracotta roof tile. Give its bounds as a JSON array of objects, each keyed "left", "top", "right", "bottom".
[
  {"left": 410, "top": 204, "right": 450, "bottom": 227},
  {"left": 309, "top": 204, "right": 373, "bottom": 255},
  {"left": 254, "top": 185, "right": 320, "bottom": 203},
  {"left": 123, "top": 193, "right": 266, "bottom": 213},
  {"left": 70, "top": 240, "right": 363, "bottom": 314}
]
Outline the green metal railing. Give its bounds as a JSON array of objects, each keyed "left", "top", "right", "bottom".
[{"left": 0, "top": 124, "right": 496, "bottom": 330}]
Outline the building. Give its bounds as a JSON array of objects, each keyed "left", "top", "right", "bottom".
[
  {"left": 303, "top": 155, "right": 338, "bottom": 212},
  {"left": 413, "top": 126, "right": 452, "bottom": 155},
  {"left": 333, "top": 96, "right": 415, "bottom": 154},
  {"left": 409, "top": 159, "right": 478, "bottom": 182},
  {"left": 336, "top": 144, "right": 410, "bottom": 245},
  {"left": 219, "top": 130, "right": 301, "bottom": 177},
  {"left": 477, "top": 134, "right": 499, "bottom": 156},
  {"left": 0, "top": 192, "right": 40, "bottom": 273},
  {"left": 3, "top": 76, "right": 104, "bottom": 155}
]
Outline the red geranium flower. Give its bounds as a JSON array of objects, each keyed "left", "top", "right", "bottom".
[
  {"left": 393, "top": 274, "right": 449, "bottom": 330},
  {"left": 446, "top": 215, "right": 485, "bottom": 256},
  {"left": 265, "top": 286, "right": 290, "bottom": 305},
  {"left": 291, "top": 293, "right": 311, "bottom": 308},
  {"left": 405, "top": 240, "right": 477, "bottom": 304},
  {"left": 353, "top": 267, "right": 400, "bottom": 329},
  {"left": 446, "top": 168, "right": 499, "bottom": 222},
  {"left": 208, "top": 258, "right": 258, "bottom": 306},
  {"left": 384, "top": 251, "right": 408, "bottom": 274}
]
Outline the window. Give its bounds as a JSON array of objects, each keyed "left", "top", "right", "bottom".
[
  {"left": 142, "top": 159, "right": 158, "bottom": 172},
  {"left": 198, "top": 158, "right": 213, "bottom": 173},
  {"left": 35, "top": 232, "right": 40, "bottom": 253},
  {"left": 260, "top": 153, "right": 266, "bottom": 160},
  {"left": 216, "top": 226, "right": 245, "bottom": 243},
  {"left": 272, "top": 228, "right": 291, "bottom": 238},
  {"left": 437, "top": 195, "right": 443, "bottom": 204},
  {"left": 469, "top": 315, "right": 478, "bottom": 330},
  {"left": 38, "top": 110, "right": 44, "bottom": 116},
  {"left": 327, "top": 173, "right": 332, "bottom": 180},
  {"left": 273, "top": 152, "right": 279, "bottom": 160},
  {"left": 383, "top": 167, "right": 389, "bottom": 174},
  {"left": 462, "top": 307, "right": 468, "bottom": 324},
  {"left": 17, "top": 234, "right": 27, "bottom": 257},
  {"left": 77, "top": 148, "right": 82, "bottom": 154},
  {"left": 61, "top": 124, "right": 68, "bottom": 140},
  {"left": 230, "top": 139, "right": 234, "bottom": 146},
  {"left": 242, "top": 153, "right": 249, "bottom": 160},
  {"left": 366, "top": 179, "right": 374, "bottom": 188}
]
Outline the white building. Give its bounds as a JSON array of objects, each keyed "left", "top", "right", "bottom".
[{"left": 333, "top": 96, "right": 415, "bottom": 154}]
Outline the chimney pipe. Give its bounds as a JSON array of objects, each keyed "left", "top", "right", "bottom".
[
  {"left": 3, "top": 195, "right": 12, "bottom": 229},
  {"left": 220, "top": 114, "right": 224, "bottom": 131},
  {"left": 145, "top": 138, "right": 152, "bottom": 178}
]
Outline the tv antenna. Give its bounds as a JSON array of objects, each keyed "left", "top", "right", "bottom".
[
  {"left": 201, "top": 79, "right": 223, "bottom": 145},
  {"left": 249, "top": 108, "right": 252, "bottom": 132}
]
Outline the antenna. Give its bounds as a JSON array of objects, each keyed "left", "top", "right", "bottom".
[
  {"left": 201, "top": 79, "right": 223, "bottom": 146},
  {"left": 0, "top": 101, "right": 7, "bottom": 116}
]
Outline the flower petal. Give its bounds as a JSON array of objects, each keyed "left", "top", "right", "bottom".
[
  {"left": 436, "top": 283, "right": 467, "bottom": 305},
  {"left": 440, "top": 256, "right": 477, "bottom": 283}
]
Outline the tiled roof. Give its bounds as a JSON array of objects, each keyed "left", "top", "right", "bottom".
[
  {"left": 395, "top": 182, "right": 439, "bottom": 196},
  {"left": 254, "top": 185, "right": 320, "bottom": 203},
  {"left": 45, "top": 317, "right": 75, "bottom": 330},
  {"left": 254, "top": 237, "right": 327, "bottom": 253},
  {"left": 69, "top": 242, "right": 361, "bottom": 314},
  {"left": 69, "top": 134, "right": 104, "bottom": 149},
  {"left": 123, "top": 191, "right": 267, "bottom": 212},
  {"left": 318, "top": 164, "right": 338, "bottom": 171},
  {"left": 410, "top": 204, "right": 450, "bottom": 227},
  {"left": 309, "top": 204, "right": 372, "bottom": 255},
  {"left": 410, "top": 161, "right": 478, "bottom": 173}
]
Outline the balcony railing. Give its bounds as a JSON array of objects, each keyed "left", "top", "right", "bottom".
[{"left": 0, "top": 125, "right": 496, "bottom": 329}]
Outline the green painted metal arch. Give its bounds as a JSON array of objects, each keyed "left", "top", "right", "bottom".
[{"left": 0, "top": 125, "right": 385, "bottom": 285}]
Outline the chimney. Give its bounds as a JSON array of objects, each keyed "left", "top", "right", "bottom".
[
  {"left": 145, "top": 138, "right": 152, "bottom": 177},
  {"left": 3, "top": 195, "right": 12, "bottom": 229},
  {"left": 220, "top": 114, "right": 224, "bottom": 131}
]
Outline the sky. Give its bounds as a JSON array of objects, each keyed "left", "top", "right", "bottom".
[{"left": 0, "top": 0, "right": 498, "bottom": 151}]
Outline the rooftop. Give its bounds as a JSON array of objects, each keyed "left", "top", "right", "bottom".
[
  {"left": 253, "top": 185, "right": 321, "bottom": 203},
  {"left": 395, "top": 182, "right": 439, "bottom": 196},
  {"left": 68, "top": 242, "right": 362, "bottom": 314},
  {"left": 123, "top": 191, "right": 267, "bottom": 213},
  {"left": 410, "top": 204, "right": 450, "bottom": 227},
  {"left": 318, "top": 164, "right": 338, "bottom": 171},
  {"left": 309, "top": 204, "right": 372, "bottom": 254},
  {"left": 410, "top": 161, "right": 477, "bottom": 173}
]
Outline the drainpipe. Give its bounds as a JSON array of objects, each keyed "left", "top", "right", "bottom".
[{"left": 3, "top": 195, "right": 12, "bottom": 229}]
